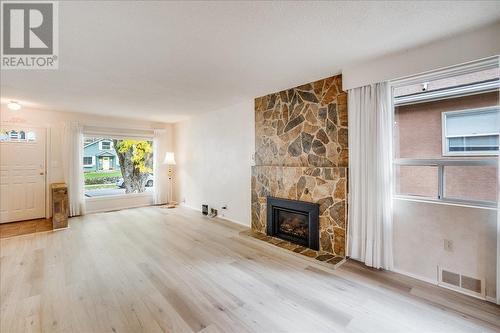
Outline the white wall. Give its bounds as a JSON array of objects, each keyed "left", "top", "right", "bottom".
[
  {"left": 174, "top": 101, "right": 254, "bottom": 226},
  {"left": 393, "top": 199, "right": 497, "bottom": 300},
  {"left": 342, "top": 21, "right": 500, "bottom": 90},
  {"left": 0, "top": 107, "right": 173, "bottom": 215},
  {"left": 340, "top": 21, "right": 500, "bottom": 302}
]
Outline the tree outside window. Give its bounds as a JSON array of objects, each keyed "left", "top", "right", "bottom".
[
  {"left": 113, "top": 139, "right": 153, "bottom": 193},
  {"left": 83, "top": 136, "right": 154, "bottom": 197}
]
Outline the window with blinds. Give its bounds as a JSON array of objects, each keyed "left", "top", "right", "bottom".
[{"left": 443, "top": 107, "right": 499, "bottom": 156}]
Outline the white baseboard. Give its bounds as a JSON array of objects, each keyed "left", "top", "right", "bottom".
[
  {"left": 485, "top": 296, "right": 497, "bottom": 303},
  {"left": 179, "top": 203, "right": 250, "bottom": 227},
  {"left": 179, "top": 202, "right": 201, "bottom": 211},
  {"left": 391, "top": 268, "right": 438, "bottom": 285},
  {"left": 391, "top": 267, "right": 498, "bottom": 304},
  {"left": 217, "top": 215, "right": 249, "bottom": 227},
  {"left": 86, "top": 202, "right": 152, "bottom": 214}
]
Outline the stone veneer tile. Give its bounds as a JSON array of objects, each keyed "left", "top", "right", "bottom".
[
  {"left": 316, "top": 254, "right": 335, "bottom": 262},
  {"left": 251, "top": 165, "right": 347, "bottom": 256},
  {"left": 255, "top": 75, "right": 348, "bottom": 168},
  {"left": 252, "top": 74, "right": 348, "bottom": 258},
  {"left": 240, "top": 230, "right": 344, "bottom": 268}
]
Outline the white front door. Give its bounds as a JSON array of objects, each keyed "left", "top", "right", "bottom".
[
  {"left": 0, "top": 127, "right": 46, "bottom": 223},
  {"left": 102, "top": 157, "right": 110, "bottom": 170}
]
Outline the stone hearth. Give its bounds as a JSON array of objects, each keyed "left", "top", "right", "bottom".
[
  {"left": 251, "top": 74, "right": 348, "bottom": 257},
  {"left": 240, "top": 229, "right": 344, "bottom": 267}
]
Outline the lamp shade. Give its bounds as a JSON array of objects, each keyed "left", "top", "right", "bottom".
[
  {"left": 163, "top": 152, "right": 176, "bottom": 165},
  {"left": 7, "top": 101, "right": 21, "bottom": 111}
]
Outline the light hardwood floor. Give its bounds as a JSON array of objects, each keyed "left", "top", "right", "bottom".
[
  {"left": 0, "top": 218, "right": 52, "bottom": 239},
  {"left": 1, "top": 206, "right": 499, "bottom": 332}
]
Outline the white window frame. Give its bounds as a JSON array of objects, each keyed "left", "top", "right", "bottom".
[
  {"left": 442, "top": 107, "right": 500, "bottom": 157},
  {"left": 391, "top": 56, "right": 500, "bottom": 210},
  {"left": 394, "top": 158, "right": 498, "bottom": 208},
  {"left": 82, "top": 131, "right": 155, "bottom": 200},
  {"left": 99, "top": 140, "right": 113, "bottom": 150},
  {"left": 83, "top": 156, "right": 95, "bottom": 167}
]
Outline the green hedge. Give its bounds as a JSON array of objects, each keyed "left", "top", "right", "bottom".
[
  {"left": 84, "top": 171, "right": 122, "bottom": 179},
  {"left": 85, "top": 176, "right": 121, "bottom": 185}
]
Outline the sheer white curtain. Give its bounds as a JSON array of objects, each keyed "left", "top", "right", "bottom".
[
  {"left": 153, "top": 129, "right": 167, "bottom": 205},
  {"left": 497, "top": 66, "right": 500, "bottom": 305},
  {"left": 347, "top": 82, "right": 393, "bottom": 270},
  {"left": 62, "top": 121, "right": 85, "bottom": 217}
]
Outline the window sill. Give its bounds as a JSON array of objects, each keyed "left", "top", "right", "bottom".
[
  {"left": 85, "top": 192, "right": 153, "bottom": 202},
  {"left": 442, "top": 152, "right": 499, "bottom": 157},
  {"left": 393, "top": 195, "right": 498, "bottom": 210}
]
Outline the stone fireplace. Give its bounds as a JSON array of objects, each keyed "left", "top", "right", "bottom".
[
  {"left": 251, "top": 74, "right": 348, "bottom": 257},
  {"left": 267, "top": 197, "right": 319, "bottom": 250}
]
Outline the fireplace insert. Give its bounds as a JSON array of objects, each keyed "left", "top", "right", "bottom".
[{"left": 266, "top": 196, "right": 319, "bottom": 250}]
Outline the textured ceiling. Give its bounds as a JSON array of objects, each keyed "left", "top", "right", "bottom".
[{"left": 1, "top": 1, "right": 500, "bottom": 122}]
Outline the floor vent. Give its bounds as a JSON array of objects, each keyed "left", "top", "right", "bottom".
[{"left": 438, "top": 267, "right": 485, "bottom": 299}]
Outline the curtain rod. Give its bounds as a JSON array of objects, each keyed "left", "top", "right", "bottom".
[
  {"left": 389, "top": 56, "right": 499, "bottom": 88},
  {"left": 83, "top": 125, "right": 166, "bottom": 133}
]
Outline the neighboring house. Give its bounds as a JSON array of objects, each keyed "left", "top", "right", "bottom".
[
  {"left": 83, "top": 138, "right": 120, "bottom": 172},
  {"left": 395, "top": 86, "right": 499, "bottom": 203}
]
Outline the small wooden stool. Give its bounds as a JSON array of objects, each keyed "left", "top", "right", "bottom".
[{"left": 51, "top": 183, "right": 69, "bottom": 229}]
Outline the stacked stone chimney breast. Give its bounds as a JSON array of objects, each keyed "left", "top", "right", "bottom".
[{"left": 251, "top": 74, "right": 348, "bottom": 256}]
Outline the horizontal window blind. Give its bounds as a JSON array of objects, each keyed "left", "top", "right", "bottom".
[{"left": 446, "top": 108, "right": 499, "bottom": 137}]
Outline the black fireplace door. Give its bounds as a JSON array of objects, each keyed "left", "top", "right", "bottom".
[{"left": 266, "top": 197, "right": 319, "bottom": 250}]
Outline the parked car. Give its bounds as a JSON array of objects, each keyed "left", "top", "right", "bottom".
[{"left": 116, "top": 174, "right": 154, "bottom": 188}]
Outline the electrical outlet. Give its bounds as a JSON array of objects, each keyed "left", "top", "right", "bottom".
[{"left": 444, "top": 239, "right": 453, "bottom": 252}]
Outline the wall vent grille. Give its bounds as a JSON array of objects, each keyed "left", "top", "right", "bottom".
[
  {"left": 441, "top": 270, "right": 460, "bottom": 286},
  {"left": 438, "top": 267, "right": 485, "bottom": 299}
]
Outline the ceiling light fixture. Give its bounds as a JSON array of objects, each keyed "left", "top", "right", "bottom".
[{"left": 7, "top": 101, "right": 21, "bottom": 111}]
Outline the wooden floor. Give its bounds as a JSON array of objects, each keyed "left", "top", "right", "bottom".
[
  {"left": 0, "top": 218, "right": 52, "bottom": 239},
  {"left": 1, "top": 207, "right": 498, "bottom": 332}
]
